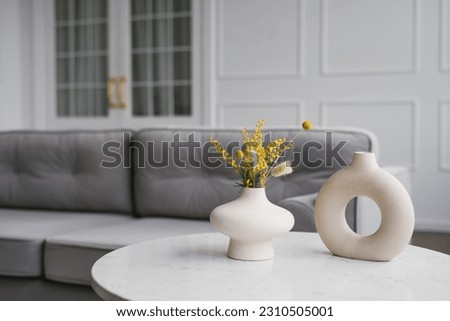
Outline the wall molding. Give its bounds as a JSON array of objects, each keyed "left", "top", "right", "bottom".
[
  {"left": 31, "top": 0, "right": 50, "bottom": 129},
  {"left": 440, "top": 0, "right": 450, "bottom": 73},
  {"left": 439, "top": 99, "right": 450, "bottom": 171},
  {"left": 217, "top": 0, "right": 304, "bottom": 79},
  {"left": 217, "top": 101, "right": 304, "bottom": 127},
  {"left": 200, "top": 0, "right": 217, "bottom": 126},
  {"left": 319, "top": 98, "right": 420, "bottom": 170},
  {"left": 320, "top": 0, "right": 420, "bottom": 76}
]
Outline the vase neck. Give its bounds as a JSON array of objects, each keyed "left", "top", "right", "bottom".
[
  {"left": 240, "top": 188, "right": 267, "bottom": 201},
  {"left": 350, "top": 152, "right": 379, "bottom": 170}
]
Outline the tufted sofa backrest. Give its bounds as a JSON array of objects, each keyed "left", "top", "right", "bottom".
[
  {"left": 0, "top": 127, "right": 378, "bottom": 218},
  {"left": 0, "top": 130, "right": 133, "bottom": 214},
  {"left": 134, "top": 127, "right": 378, "bottom": 219}
]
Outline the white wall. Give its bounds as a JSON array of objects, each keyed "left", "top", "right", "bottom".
[
  {"left": 0, "top": 0, "right": 32, "bottom": 130},
  {"left": 214, "top": 0, "right": 450, "bottom": 232}
]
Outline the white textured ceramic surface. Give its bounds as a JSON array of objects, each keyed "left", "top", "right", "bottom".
[
  {"left": 91, "top": 232, "right": 450, "bottom": 301},
  {"left": 210, "top": 188, "right": 294, "bottom": 260},
  {"left": 315, "top": 152, "right": 415, "bottom": 261}
]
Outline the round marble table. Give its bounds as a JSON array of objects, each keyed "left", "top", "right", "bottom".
[{"left": 91, "top": 232, "right": 450, "bottom": 300}]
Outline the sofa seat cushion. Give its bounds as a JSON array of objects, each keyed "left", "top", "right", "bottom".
[
  {"left": 44, "top": 217, "right": 216, "bottom": 285},
  {"left": 0, "top": 208, "right": 132, "bottom": 277}
]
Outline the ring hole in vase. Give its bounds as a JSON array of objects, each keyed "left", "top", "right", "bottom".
[{"left": 345, "top": 196, "right": 381, "bottom": 236}]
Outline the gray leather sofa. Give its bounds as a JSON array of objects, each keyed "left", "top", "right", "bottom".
[{"left": 0, "top": 127, "right": 406, "bottom": 300}]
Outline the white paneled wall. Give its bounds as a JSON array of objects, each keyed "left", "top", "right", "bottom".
[
  {"left": 217, "top": 0, "right": 303, "bottom": 78},
  {"left": 320, "top": 99, "right": 419, "bottom": 170},
  {"left": 215, "top": 0, "right": 450, "bottom": 232},
  {"left": 219, "top": 102, "right": 303, "bottom": 127},
  {"left": 322, "top": 0, "right": 419, "bottom": 75},
  {"left": 440, "top": 100, "right": 450, "bottom": 170},
  {"left": 442, "top": 0, "right": 450, "bottom": 71}
]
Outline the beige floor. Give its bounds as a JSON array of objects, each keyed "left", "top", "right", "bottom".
[{"left": 410, "top": 232, "right": 450, "bottom": 255}]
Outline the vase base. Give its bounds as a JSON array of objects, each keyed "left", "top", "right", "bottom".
[{"left": 227, "top": 239, "right": 274, "bottom": 261}]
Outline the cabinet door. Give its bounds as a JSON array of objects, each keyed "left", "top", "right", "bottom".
[
  {"left": 119, "top": 0, "right": 202, "bottom": 127},
  {"left": 35, "top": 0, "right": 203, "bottom": 129},
  {"left": 49, "top": 0, "right": 119, "bottom": 128}
]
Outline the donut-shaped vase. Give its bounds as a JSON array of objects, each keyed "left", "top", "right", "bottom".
[{"left": 315, "top": 152, "right": 414, "bottom": 261}]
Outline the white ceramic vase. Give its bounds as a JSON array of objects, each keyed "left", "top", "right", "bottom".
[
  {"left": 210, "top": 188, "right": 295, "bottom": 261},
  {"left": 315, "top": 152, "right": 415, "bottom": 261}
]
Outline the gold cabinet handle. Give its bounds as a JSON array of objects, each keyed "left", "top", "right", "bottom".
[
  {"left": 107, "top": 77, "right": 117, "bottom": 108},
  {"left": 117, "top": 76, "right": 127, "bottom": 109}
]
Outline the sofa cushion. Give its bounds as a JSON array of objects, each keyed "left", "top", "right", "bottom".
[
  {"left": 0, "top": 130, "right": 133, "bottom": 213},
  {"left": 277, "top": 193, "right": 357, "bottom": 232},
  {"left": 134, "top": 128, "right": 377, "bottom": 219},
  {"left": 277, "top": 193, "right": 317, "bottom": 232},
  {"left": 0, "top": 208, "right": 131, "bottom": 277},
  {"left": 44, "top": 217, "right": 216, "bottom": 285}
]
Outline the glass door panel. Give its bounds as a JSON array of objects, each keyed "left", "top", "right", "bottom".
[
  {"left": 130, "top": 0, "right": 192, "bottom": 118},
  {"left": 54, "top": 0, "right": 109, "bottom": 117}
]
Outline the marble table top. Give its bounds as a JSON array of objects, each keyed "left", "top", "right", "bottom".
[{"left": 91, "top": 232, "right": 450, "bottom": 301}]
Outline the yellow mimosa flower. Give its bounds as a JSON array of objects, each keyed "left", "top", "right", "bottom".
[
  {"left": 302, "top": 121, "right": 312, "bottom": 130},
  {"left": 210, "top": 119, "right": 311, "bottom": 189}
]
